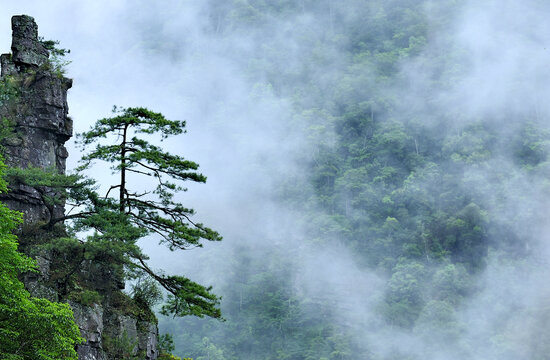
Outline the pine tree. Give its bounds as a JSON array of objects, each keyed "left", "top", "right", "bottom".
[{"left": 70, "top": 106, "right": 223, "bottom": 318}]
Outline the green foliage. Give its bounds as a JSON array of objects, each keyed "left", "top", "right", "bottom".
[
  {"left": 196, "top": 337, "right": 226, "bottom": 360},
  {"left": 384, "top": 262, "right": 426, "bottom": 327},
  {"left": 131, "top": 277, "right": 163, "bottom": 308},
  {"left": 413, "top": 300, "right": 463, "bottom": 345},
  {"left": 514, "top": 121, "right": 550, "bottom": 167},
  {"left": 38, "top": 37, "right": 70, "bottom": 57},
  {"left": 108, "top": 291, "right": 157, "bottom": 323},
  {"left": 69, "top": 289, "right": 103, "bottom": 306},
  {"left": 38, "top": 37, "right": 71, "bottom": 77},
  {"left": 161, "top": 248, "right": 362, "bottom": 360},
  {"left": 0, "top": 117, "right": 16, "bottom": 153},
  {"left": 159, "top": 334, "right": 185, "bottom": 360},
  {"left": 103, "top": 330, "right": 141, "bottom": 360},
  {"left": 158, "top": 354, "right": 183, "bottom": 360},
  {"left": 77, "top": 106, "right": 221, "bottom": 248},
  {"left": 7, "top": 105, "right": 223, "bottom": 319},
  {"left": 0, "top": 76, "right": 19, "bottom": 152},
  {"left": 159, "top": 275, "right": 221, "bottom": 318},
  {"left": 73, "top": 106, "right": 221, "bottom": 319},
  {"left": 5, "top": 166, "right": 90, "bottom": 228},
  {"left": 0, "top": 76, "right": 19, "bottom": 107},
  {"left": 0, "top": 158, "right": 82, "bottom": 359},
  {"left": 159, "top": 333, "right": 176, "bottom": 353},
  {"left": 430, "top": 263, "right": 470, "bottom": 305}
]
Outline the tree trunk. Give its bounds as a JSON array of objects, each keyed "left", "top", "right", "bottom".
[{"left": 120, "top": 123, "right": 129, "bottom": 212}]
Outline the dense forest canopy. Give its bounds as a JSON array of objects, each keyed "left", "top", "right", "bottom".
[{"left": 156, "top": 1, "right": 550, "bottom": 359}]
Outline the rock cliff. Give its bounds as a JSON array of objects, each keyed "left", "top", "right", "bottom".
[{"left": 0, "top": 15, "right": 158, "bottom": 360}]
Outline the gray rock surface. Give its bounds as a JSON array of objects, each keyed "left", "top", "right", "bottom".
[
  {"left": 0, "top": 16, "right": 72, "bottom": 224},
  {"left": 11, "top": 15, "right": 49, "bottom": 67},
  {"left": 139, "top": 322, "right": 160, "bottom": 359},
  {"left": 70, "top": 301, "right": 106, "bottom": 360}
]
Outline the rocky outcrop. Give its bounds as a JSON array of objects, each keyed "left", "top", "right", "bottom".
[
  {"left": 0, "top": 15, "right": 72, "bottom": 225},
  {"left": 0, "top": 15, "right": 158, "bottom": 360},
  {"left": 10, "top": 15, "right": 49, "bottom": 67},
  {"left": 71, "top": 302, "right": 106, "bottom": 360}
]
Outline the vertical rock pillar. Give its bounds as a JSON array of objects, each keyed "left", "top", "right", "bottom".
[{"left": 0, "top": 14, "right": 72, "bottom": 224}]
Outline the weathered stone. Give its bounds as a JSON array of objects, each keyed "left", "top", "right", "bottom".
[
  {"left": 25, "top": 281, "right": 58, "bottom": 302},
  {"left": 0, "top": 54, "right": 16, "bottom": 76},
  {"left": 79, "top": 259, "right": 126, "bottom": 293},
  {"left": 139, "top": 321, "right": 159, "bottom": 360},
  {"left": 1, "top": 22, "right": 73, "bottom": 224},
  {"left": 77, "top": 345, "right": 106, "bottom": 360},
  {"left": 70, "top": 302, "right": 106, "bottom": 360},
  {"left": 11, "top": 15, "right": 49, "bottom": 67},
  {"left": 3, "top": 135, "right": 22, "bottom": 146},
  {"left": 100, "top": 310, "right": 158, "bottom": 359}
]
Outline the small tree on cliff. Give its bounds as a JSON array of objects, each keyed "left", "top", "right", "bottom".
[
  {"left": 78, "top": 106, "right": 221, "bottom": 248},
  {"left": 5, "top": 106, "right": 223, "bottom": 318},
  {"left": 74, "top": 106, "right": 222, "bottom": 318}
]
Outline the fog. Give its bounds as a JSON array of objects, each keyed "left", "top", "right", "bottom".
[{"left": 1, "top": 0, "right": 550, "bottom": 359}]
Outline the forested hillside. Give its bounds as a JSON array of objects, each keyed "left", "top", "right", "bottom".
[{"left": 157, "top": 1, "right": 550, "bottom": 359}]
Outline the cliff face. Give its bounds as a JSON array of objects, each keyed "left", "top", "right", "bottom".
[
  {"left": 0, "top": 15, "right": 72, "bottom": 225},
  {"left": 0, "top": 15, "right": 158, "bottom": 360}
]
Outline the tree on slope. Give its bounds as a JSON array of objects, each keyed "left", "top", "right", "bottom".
[
  {"left": 78, "top": 106, "right": 221, "bottom": 249},
  {"left": 72, "top": 106, "right": 222, "bottom": 318}
]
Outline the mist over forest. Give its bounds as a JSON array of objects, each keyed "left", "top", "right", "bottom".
[{"left": 2, "top": 0, "right": 550, "bottom": 359}]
